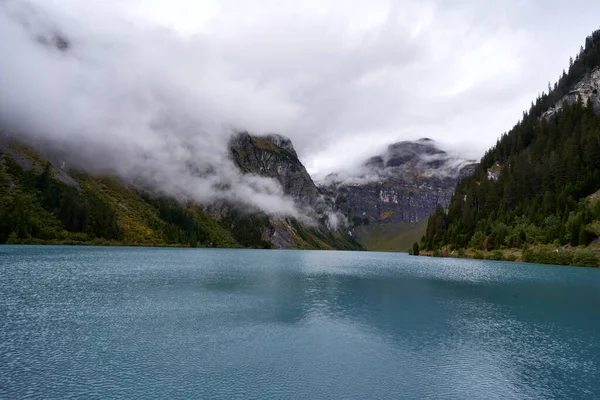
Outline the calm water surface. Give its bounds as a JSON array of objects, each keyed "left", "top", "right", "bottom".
[{"left": 1, "top": 246, "right": 600, "bottom": 399}]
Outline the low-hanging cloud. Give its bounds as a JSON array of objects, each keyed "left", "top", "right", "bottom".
[
  {"left": 2, "top": 0, "right": 600, "bottom": 213},
  {"left": 0, "top": 0, "right": 306, "bottom": 217},
  {"left": 319, "top": 139, "right": 476, "bottom": 188}
]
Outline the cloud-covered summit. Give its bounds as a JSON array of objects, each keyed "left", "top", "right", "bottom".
[
  {"left": 0, "top": 0, "right": 303, "bottom": 216},
  {"left": 1, "top": 0, "right": 599, "bottom": 215},
  {"left": 320, "top": 138, "right": 476, "bottom": 187}
]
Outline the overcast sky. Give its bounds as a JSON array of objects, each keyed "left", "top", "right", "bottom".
[
  {"left": 3, "top": 0, "right": 600, "bottom": 180},
  {"left": 121, "top": 0, "right": 600, "bottom": 177}
]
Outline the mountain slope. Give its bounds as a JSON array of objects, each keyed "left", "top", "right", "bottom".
[
  {"left": 320, "top": 138, "right": 476, "bottom": 251},
  {"left": 0, "top": 133, "right": 361, "bottom": 250},
  {"left": 229, "top": 132, "right": 360, "bottom": 250},
  {"left": 420, "top": 29, "right": 600, "bottom": 267}
]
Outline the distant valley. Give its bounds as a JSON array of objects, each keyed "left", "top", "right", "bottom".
[{"left": 319, "top": 138, "right": 477, "bottom": 251}]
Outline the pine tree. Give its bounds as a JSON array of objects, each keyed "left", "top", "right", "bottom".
[{"left": 422, "top": 28, "right": 600, "bottom": 252}]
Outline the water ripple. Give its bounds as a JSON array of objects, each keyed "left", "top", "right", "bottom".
[{"left": 1, "top": 246, "right": 600, "bottom": 399}]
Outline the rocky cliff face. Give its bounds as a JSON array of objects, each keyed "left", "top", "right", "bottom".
[
  {"left": 490, "top": 67, "right": 600, "bottom": 181},
  {"left": 542, "top": 67, "right": 600, "bottom": 119},
  {"left": 228, "top": 133, "right": 477, "bottom": 251},
  {"left": 228, "top": 132, "right": 359, "bottom": 250},
  {"left": 322, "top": 177, "right": 459, "bottom": 225},
  {"left": 230, "top": 132, "right": 321, "bottom": 210},
  {"left": 319, "top": 139, "right": 477, "bottom": 250}
]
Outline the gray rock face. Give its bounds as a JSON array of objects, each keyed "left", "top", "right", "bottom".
[
  {"left": 542, "top": 67, "right": 600, "bottom": 119},
  {"left": 230, "top": 132, "right": 320, "bottom": 210},
  {"left": 229, "top": 133, "right": 477, "bottom": 243},
  {"left": 229, "top": 132, "right": 358, "bottom": 250},
  {"left": 261, "top": 134, "right": 298, "bottom": 157},
  {"left": 322, "top": 176, "right": 460, "bottom": 225},
  {"left": 319, "top": 139, "right": 478, "bottom": 228},
  {"left": 458, "top": 163, "right": 478, "bottom": 180}
]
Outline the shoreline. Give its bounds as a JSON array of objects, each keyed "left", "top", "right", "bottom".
[{"left": 415, "top": 245, "right": 600, "bottom": 268}]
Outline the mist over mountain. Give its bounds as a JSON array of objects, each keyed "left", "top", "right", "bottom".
[
  {"left": 5, "top": 0, "right": 599, "bottom": 255},
  {"left": 0, "top": 0, "right": 305, "bottom": 219},
  {"left": 321, "top": 138, "right": 476, "bottom": 187},
  {"left": 0, "top": 129, "right": 362, "bottom": 249},
  {"left": 319, "top": 139, "right": 477, "bottom": 251},
  {"left": 0, "top": 0, "right": 358, "bottom": 248}
]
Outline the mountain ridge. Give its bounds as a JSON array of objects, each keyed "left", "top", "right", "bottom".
[
  {"left": 419, "top": 28, "right": 600, "bottom": 267},
  {"left": 0, "top": 131, "right": 361, "bottom": 250},
  {"left": 319, "top": 138, "right": 477, "bottom": 251}
]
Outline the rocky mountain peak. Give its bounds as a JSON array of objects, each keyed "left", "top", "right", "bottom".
[
  {"left": 228, "top": 131, "right": 356, "bottom": 249},
  {"left": 380, "top": 139, "right": 447, "bottom": 169},
  {"left": 229, "top": 131, "right": 318, "bottom": 206},
  {"left": 355, "top": 138, "right": 476, "bottom": 182},
  {"left": 319, "top": 138, "right": 478, "bottom": 251},
  {"left": 261, "top": 134, "right": 298, "bottom": 158}
]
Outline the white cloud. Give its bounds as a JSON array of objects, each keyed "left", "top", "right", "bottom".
[
  {"left": 1, "top": 0, "right": 599, "bottom": 193},
  {"left": 0, "top": 0, "right": 302, "bottom": 216}
]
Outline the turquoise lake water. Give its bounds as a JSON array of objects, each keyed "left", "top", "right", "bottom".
[{"left": 1, "top": 245, "right": 600, "bottom": 399}]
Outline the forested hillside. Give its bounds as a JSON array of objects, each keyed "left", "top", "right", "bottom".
[
  {"left": 419, "top": 29, "right": 600, "bottom": 267},
  {"left": 0, "top": 135, "right": 361, "bottom": 250},
  {"left": 0, "top": 140, "right": 251, "bottom": 247}
]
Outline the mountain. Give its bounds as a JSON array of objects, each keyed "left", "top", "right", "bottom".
[
  {"left": 231, "top": 132, "right": 324, "bottom": 215},
  {"left": 319, "top": 138, "right": 477, "bottom": 251},
  {"left": 227, "top": 132, "right": 360, "bottom": 249},
  {"left": 420, "top": 28, "right": 600, "bottom": 267},
  {"left": 0, "top": 132, "right": 361, "bottom": 250}
]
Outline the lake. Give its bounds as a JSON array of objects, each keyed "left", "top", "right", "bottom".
[{"left": 1, "top": 246, "right": 600, "bottom": 399}]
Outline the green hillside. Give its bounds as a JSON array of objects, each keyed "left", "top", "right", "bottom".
[
  {"left": 420, "top": 29, "right": 600, "bottom": 267},
  {"left": 0, "top": 136, "right": 360, "bottom": 250}
]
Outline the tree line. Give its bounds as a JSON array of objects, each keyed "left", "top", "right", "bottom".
[{"left": 420, "top": 28, "right": 600, "bottom": 257}]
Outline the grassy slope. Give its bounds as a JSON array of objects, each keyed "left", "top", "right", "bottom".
[
  {"left": 77, "top": 175, "right": 242, "bottom": 248},
  {"left": 0, "top": 136, "right": 360, "bottom": 250},
  {"left": 293, "top": 220, "right": 363, "bottom": 251},
  {"left": 354, "top": 219, "right": 427, "bottom": 252},
  {"left": 0, "top": 149, "right": 240, "bottom": 247}
]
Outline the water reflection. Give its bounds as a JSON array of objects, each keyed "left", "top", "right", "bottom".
[
  {"left": 192, "top": 250, "right": 600, "bottom": 398},
  {"left": 2, "top": 246, "right": 600, "bottom": 399}
]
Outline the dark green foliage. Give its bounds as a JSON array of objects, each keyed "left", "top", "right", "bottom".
[
  {"left": 572, "top": 250, "right": 600, "bottom": 267},
  {"left": 0, "top": 142, "right": 361, "bottom": 250},
  {"left": 412, "top": 242, "right": 419, "bottom": 256},
  {"left": 0, "top": 191, "right": 64, "bottom": 243},
  {"left": 37, "top": 165, "right": 122, "bottom": 240},
  {"left": 473, "top": 251, "right": 484, "bottom": 260},
  {"left": 139, "top": 193, "right": 211, "bottom": 247},
  {"left": 522, "top": 247, "right": 598, "bottom": 267},
  {"left": 488, "top": 250, "right": 504, "bottom": 261},
  {"left": 423, "top": 204, "right": 446, "bottom": 250},
  {"left": 0, "top": 154, "right": 10, "bottom": 202},
  {"left": 221, "top": 210, "right": 272, "bottom": 249},
  {"left": 0, "top": 155, "right": 122, "bottom": 243},
  {"left": 422, "top": 29, "right": 600, "bottom": 257}
]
